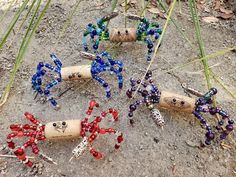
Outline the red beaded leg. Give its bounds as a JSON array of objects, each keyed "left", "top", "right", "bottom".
[
  {"left": 78, "top": 100, "right": 124, "bottom": 160},
  {"left": 86, "top": 100, "right": 99, "bottom": 115},
  {"left": 99, "top": 128, "right": 124, "bottom": 149},
  {"left": 6, "top": 112, "right": 46, "bottom": 167},
  {"left": 89, "top": 148, "right": 103, "bottom": 160}
]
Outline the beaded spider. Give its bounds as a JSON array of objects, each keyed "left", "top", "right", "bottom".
[
  {"left": 126, "top": 70, "right": 234, "bottom": 145},
  {"left": 6, "top": 100, "right": 124, "bottom": 167},
  {"left": 82, "top": 13, "right": 162, "bottom": 61},
  {"left": 31, "top": 51, "right": 123, "bottom": 109}
]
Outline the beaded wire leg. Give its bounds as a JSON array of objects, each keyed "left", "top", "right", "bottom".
[
  {"left": 91, "top": 51, "right": 123, "bottom": 98},
  {"left": 126, "top": 70, "right": 234, "bottom": 145},
  {"left": 83, "top": 13, "right": 162, "bottom": 61},
  {"left": 193, "top": 88, "right": 234, "bottom": 145},
  {"left": 32, "top": 52, "right": 124, "bottom": 108},
  {"left": 7, "top": 112, "right": 48, "bottom": 167},
  {"left": 6, "top": 100, "right": 124, "bottom": 167},
  {"left": 82, "top": 13, "right": 119, "bottom": 53},
  {"left": 71, "top": 100, "right": 124, "bottom": 160},
  {"left": 32, "top": 53, "right": 62, "bottom": 109},
  {"left": 133, "top": 16, "right": 162, "bottom": 62},
  {"left": 126, "top": 71, "right": 163, "bottom": 126}
]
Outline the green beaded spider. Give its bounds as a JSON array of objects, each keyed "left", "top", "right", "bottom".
[{"left": 82, "top": 13, "right": 162, "bottom": 61}]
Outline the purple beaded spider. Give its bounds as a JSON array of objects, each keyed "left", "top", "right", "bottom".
[
  {"left": 31, "top": 52, "right": 123, "bottom": 109},
  {"left": 82, "top": 13, "right": 162, "bottom": 61},
  {"left": 126, "top": 70, "right": 234, "bottom": 145}
]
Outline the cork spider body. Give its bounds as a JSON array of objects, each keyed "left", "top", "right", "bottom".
[
  {"left": 6, "top": 100, "right": 124, "bottom": 167},
  {"left": 31, "top": 52, "right": 123, "bottom": 109},
  {"left": 82, "top": 13, "right": 162, "bottom": 61},
  {"left": 126, "top": 70, "right": 234, "bottom": 145}
]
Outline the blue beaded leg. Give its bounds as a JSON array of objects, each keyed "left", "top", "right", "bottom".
[
  {"left": 103, "top": 52, "right": 124, "bottom": 89},
  {"left": 31, "top": 53, "right": 62, "bottom": 109},
  {"left": 83, "top": 17, "right": 109, "bottom": 53},
  {"left": 91, "top": 52, "right": 124, "bottom": 98},
  {"left": 136, "top": 18, "right": 162, "bottom": 61},
  {"left": 93, "top": 75, "right": 111, "bottom": 98}
]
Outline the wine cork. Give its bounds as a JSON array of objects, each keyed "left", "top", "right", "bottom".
[
  {"left": 109, "top": 28, "right": 136, "bottom": 42},
  {"left": 61, "top": 65, "right": 92, "bottom": 81},
  {"left": 158, "top": 91, "right": 196, "bottom": 113},
  {"left": 45, "top": 119, "right": 81, "bottom": 140}
]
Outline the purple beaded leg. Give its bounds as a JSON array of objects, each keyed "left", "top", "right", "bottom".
[
  {"left": 193, "top": 88, "right": 234, "bottom": 145},
  {"left": 128, "top": 100, "right": 145, "bottom": 124},
  {"left": 209, "top": 107, "right": 234, "bottom": 140},
  {"left": 126, "top": 70, "right": 161, "bottom": 125},
  {"left": 193, "top": 107, "right": 215, "bottom": 145}
]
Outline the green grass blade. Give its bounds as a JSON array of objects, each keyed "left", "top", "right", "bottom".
[
  {"left": 140, "top": 0, "right": 150, "bottom": 17},
  {"left": 157, "top": 0, "right": 196, "bottom": 50},
  {"left": 106, "top": 0, "right": 118, "bottom": 28},
  {"left": 0, "top": 0, "right": 17, "bottom": 23},
  {"left": 188, "top": 0, "right": 211, "bottom": 89},
  {"left": 111, "top": 0, "right": 118, "bottom": 12},
  {"left": 124, "top": 0, "right": 128, "bottom": 27},
  {"left": 16, "top": 0, "right": 42, "bottom": 64},
  {"left": 0, "top": 0, "right": 30, "bottom": 49},
  {"left": 58, "top": 0, "right": 82, "bottom": 39},
  {"left": 0, "top": 0, "right": 52, "bottom": 107},
  {"left": 210, "top": 71, "right": 236, "bottom": 100},
  {"left": 7, "top": 0, "right": 37, "bottom": 49},
  {"left": 158, "top": 45, "right": 236, "bottom": 75}
]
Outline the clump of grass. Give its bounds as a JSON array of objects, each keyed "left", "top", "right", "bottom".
[
  {"left": 0, "top": 0, "right": 30, "bottom": 50},
  {"left": 0, "top": 0, "right": 52, "bottom": 107}
]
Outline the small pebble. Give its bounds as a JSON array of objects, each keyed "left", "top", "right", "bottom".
[{"left": 153, "top": 137, "right": 159, "bottom": 143}]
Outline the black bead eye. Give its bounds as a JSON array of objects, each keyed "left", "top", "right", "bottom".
[
  {"left": 62, "top": 121, "right": 66, "bottom": 126},
  {"left": 173, "top": 98, "right": 176, "bottom": 102},
  {"left": 53, "top": 123, "right": 57, "bottom": 127},
  {"left": 181, "top": 101, "right": 185, "bottom": 105},
  {"left": 118, "top": 31, "right": 121, "bottom": 35},
  {"left": 125, "top": 30, "right": 128, "bottom": 34},
  {"left": 78, "top": 74, "right": 82, "bottom": 78}
]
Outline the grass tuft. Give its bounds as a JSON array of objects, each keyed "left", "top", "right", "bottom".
[{"left": 0, "top": 0, "right": 52, "bottom": 107}]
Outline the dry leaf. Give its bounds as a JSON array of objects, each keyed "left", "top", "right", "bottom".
[
  {"left": 130, "top": 0, "right": 137, "bottom": 4},
  {"left": 219, "top": 13, "right": 234, "bottom": 19},
  {"left": 220, "top": 7, "right": 233, "bottom": 14},
  {"left": 214, "top": 0, "right": 221, "bottom": 10},
  {"left": 166, "top": 0, "right": 172, "bottom": 6},
  {"left": 147, "top": 7, "right": 167, "bottom": 19},
  {"left": 202, "top": 16, "right": 219, "bottom": 23},
  {"left": 199, "top": 0, "right": 206, "bottom": 4},
  {"left": 120, "top": 0, "right": 136, "bottom": 7},
  {"left": 197, "top": 4, "right": 204, "bottom": 11},
  {"left": 120, "top": 0, "right": 130, "bottom": 7},
  {"left": 147, "top": 7, "right": 161, "bottom": 14}
]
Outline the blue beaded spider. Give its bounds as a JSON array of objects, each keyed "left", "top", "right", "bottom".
[
  {"left": 32, "top": 52, "right": 123, "bottom": 109},
  {"left": 83, "top": 13, "right": 162, "bottom": 61},
  {"left": 126, "top": 71, "right": 234, "bottom": 145}
]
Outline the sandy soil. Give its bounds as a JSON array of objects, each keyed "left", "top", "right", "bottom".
[{"left": 0, "top": 0, "right": 236, "bottom": 177}]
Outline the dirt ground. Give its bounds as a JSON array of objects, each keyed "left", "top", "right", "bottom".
[{"left": 0, "top": 0, "right": 236, "bottom": 177}]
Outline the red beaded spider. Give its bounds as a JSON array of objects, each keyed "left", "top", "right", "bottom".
[{"left": 6, "top": 100, "right": 124, "bottom": 167}]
